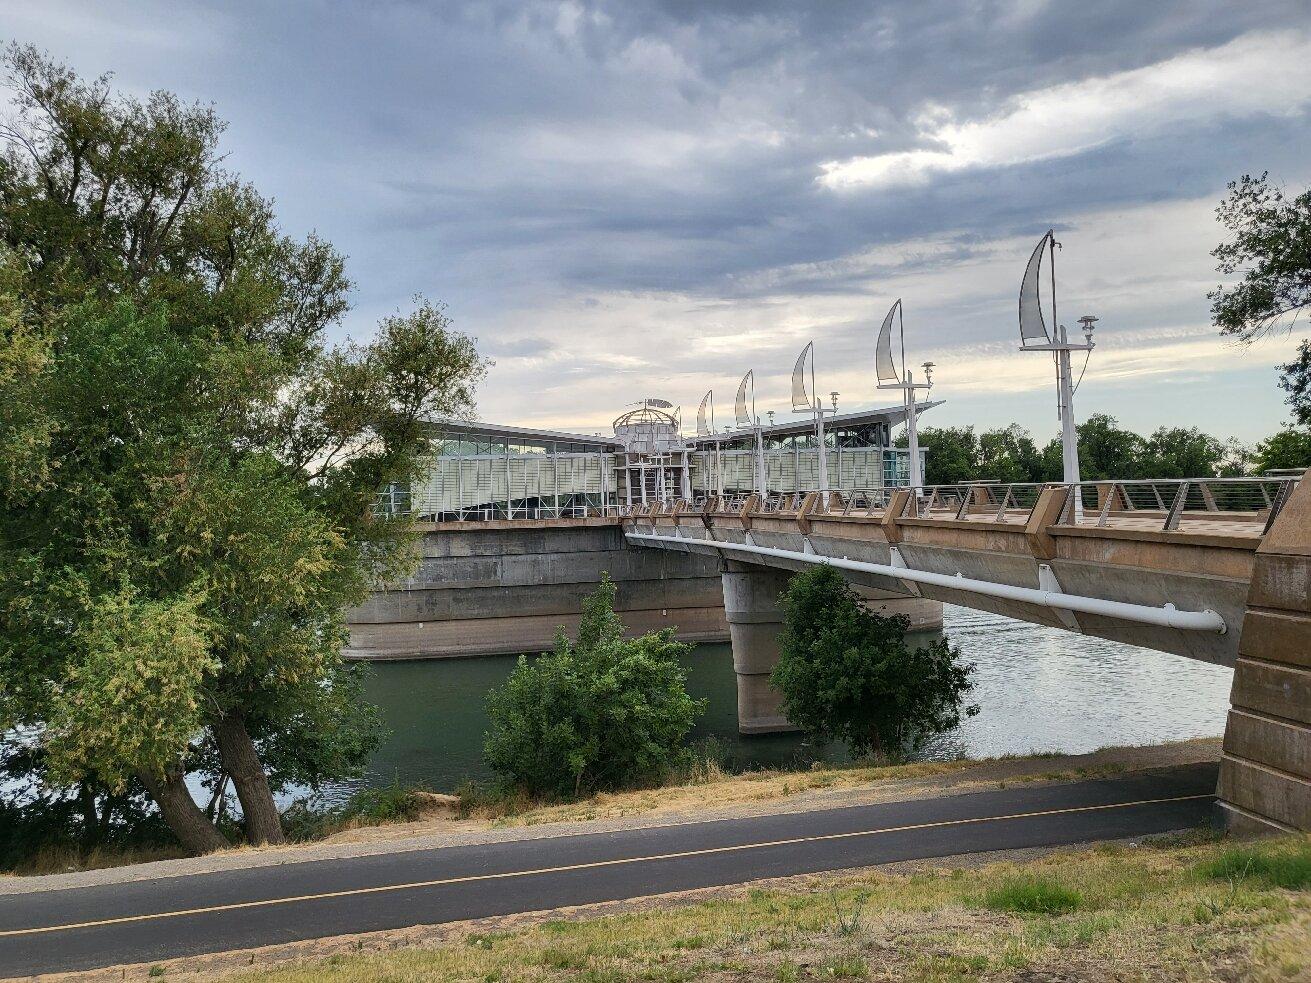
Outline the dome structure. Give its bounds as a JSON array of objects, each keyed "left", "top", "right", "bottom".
[{"left": 613, "top": 400, "right": 684, "bottom": 455}]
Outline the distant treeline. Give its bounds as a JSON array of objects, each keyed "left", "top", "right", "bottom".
[{"left": 897, "top": 413, "right": 1309, "bottom": 486}]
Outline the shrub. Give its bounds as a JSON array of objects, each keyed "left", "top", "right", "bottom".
[
  {"left": 771, "top": 565, "right": 978, "bottom": 759},
  {"left": 483, "top": 575, "right": 706, "bottom": 799},
  {"left": 982, "top": 877, "right": 1085, "bottom": 914}
]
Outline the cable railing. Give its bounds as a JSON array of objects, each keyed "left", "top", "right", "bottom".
[{"left": 397, "top": 474, "right": 1300, "bottom": 536}]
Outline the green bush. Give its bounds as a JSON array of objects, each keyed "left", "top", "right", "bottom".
[
  {"left": 982, "top": 877, "right": 1085, "bottom": 914},
  {"left": 1198, "top": 840, "right": 1311, "bottom": 890},
  {"left": 280, "top": 778, "right": 430, "bottom": 841},
  {"left": 483, "top": 575, "right": 706, "bottom": 799},
  {"left": 771, "top": 565, "right": 977, "bottom": 759}
]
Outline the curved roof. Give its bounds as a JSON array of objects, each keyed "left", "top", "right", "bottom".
[{"left": 612, "top": 405, "right": 679, "bottom": 429}]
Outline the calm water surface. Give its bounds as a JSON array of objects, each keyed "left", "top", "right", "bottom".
[{"left": 327, "top": 605, "right": 1233, "bottom": 800}]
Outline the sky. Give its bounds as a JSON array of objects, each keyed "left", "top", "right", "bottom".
[{"left": 2, "top": 0, "right": 1309, "bottom": 444}]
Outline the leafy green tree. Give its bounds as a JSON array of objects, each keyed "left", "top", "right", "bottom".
[
  {"left": 1058, "top": 413, "right": 1147, "bottom": 480},
  {"left": 1210, "top": 173, "right": 1311, "bottom": 425},
  {"left": 897, "top": 426, "right": 980, "bottom": 484},
  {"left": 979, "top": 424, "right": 1045, "bottom": 483},
  {"left": 0, "top": 47, "right": 486, "bottom": 853},
  {"left": 483, "top": 576, "right": 705, "bottom": 799},
  {"left": 1251, "top": 428, "right": 1311, "bottom": 473},
  {"left": 1140, "top": 426, "right": 1245, "bottom": 478},
  {"left": 771, "top": 566, "right": 977, "bottom": 759}
]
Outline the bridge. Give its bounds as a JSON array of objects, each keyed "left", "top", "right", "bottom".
[{"left": 350, "top": 474, "right": 1308, "bottom": 835}]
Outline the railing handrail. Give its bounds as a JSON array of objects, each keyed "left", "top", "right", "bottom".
[{"left": 384, "top": 474, "right": 1298, "bottom": 535}]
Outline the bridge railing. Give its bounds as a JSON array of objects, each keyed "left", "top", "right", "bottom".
[
  {"left": 1058, "top": 477, "right": 1298, "bottom": 533},
  {"left": 628, "top": 475, "right": 1298, "bottom": 536}
]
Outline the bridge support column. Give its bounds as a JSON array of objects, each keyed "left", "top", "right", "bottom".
[
  {"left": 723, "top": 562, "right": 795, "bottom": 734},
  {"left": 1218, "top": 478, "right": 1311, "bottom": 833},
  {"left": 721, "top": 562, "right": 946, "bottom": 734}
]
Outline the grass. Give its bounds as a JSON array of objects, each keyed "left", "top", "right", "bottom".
[
  {"left": 980, "top": 876, "right": 1085, "bottom": 914},
  {"left": 1199, "top": 840, "right": 1311, "bottom": 890},
  {"left": 217, "top": 830, "right": 1311, "bottom": 983}
]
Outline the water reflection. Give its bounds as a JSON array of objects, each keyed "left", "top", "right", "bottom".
[{"left": 331, "top": 605, "right": 1233, "bottom": 800}]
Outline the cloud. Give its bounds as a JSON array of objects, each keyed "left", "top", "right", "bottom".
[
  {"left": 4, "top": 1, "right": 1309, "bottom": 444},
  {"left": 819, "top": 30, "right": 1311, "bottom": 190}
]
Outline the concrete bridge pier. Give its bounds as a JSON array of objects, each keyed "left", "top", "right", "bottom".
[
  {"left": 721, "top": 561, "right": 945, "bottom": 735},
  {"left": 1218, "top": 478, "right": 1311, "bottom": 833},
  {"left": 722, "top": 562, "right": 794, "bottom": 734}
]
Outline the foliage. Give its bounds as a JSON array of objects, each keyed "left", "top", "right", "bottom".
[
  {"left": 771, "top": 566, "right": 977, "bottom": 759},
  {"left": 0, "top": 45, "right": 486, "bottom": 854},
  {"left": 281, "top": 778, "right": 432, "bottom": 842},
  {"left": 904, "top": 414, "right": 1250, "bottom": 484},
  {"left": 900, "top": 424, "right": 1047, "bottom": 485},
  {"left": 483, "top": 575, "right": 705, "bottom": 799},
  {"left": 1210, "top": 173, "right": 1311, "bottom": 425},
  {"left": 1251, "top": 427, "right": 1311, "bottom": 473},
  {"left": 1280, "top": 339, "right": 1311, "bottom": 427}
]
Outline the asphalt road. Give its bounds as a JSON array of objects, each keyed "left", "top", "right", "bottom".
[{"left": 0, "top": 762, "right": 1218, "bottom": 976}]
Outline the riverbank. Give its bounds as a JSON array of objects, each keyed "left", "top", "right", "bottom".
[{"left": 0, "top": 737, "right": 1222, "bottom": 889}]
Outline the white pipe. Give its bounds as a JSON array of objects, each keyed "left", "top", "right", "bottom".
[{"left": 625, "top": 531, "right": 1226, "bottom": 634}]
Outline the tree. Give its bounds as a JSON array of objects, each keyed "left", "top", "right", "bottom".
[
  {"left": 979, "top": 424, "right": 1045, "bottom": 484},
  {"left": 897, "top": 426, "right": 979, "bottom": 484},
  {"left": 1251, "top": 427, "right": 1311, "bottom": 473},
  {"left": 1210, "top": 173, "right": 1311, "bottom": 425},
  {"left": 483, "top": 576, "right": 705, "bottom": 799},
  {"left": 1057, "top": 413, "right": 1146, "bottom": 480},
  {"left": 771, "top": 566, "right": 977, "bottom": 760},
  {"left": 0, "top": 46, "right": 487, "bottom": 854},
  {"left": 1140, "top": 426, "right": 1244, "bottom": 478}
]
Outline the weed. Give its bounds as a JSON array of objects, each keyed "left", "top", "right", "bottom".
[
  {"left": 831, "top": 889, "right": 867, "bottom": 936},
  {"left": 981, "top": 877, "right": 1084, "bottom": 914}
]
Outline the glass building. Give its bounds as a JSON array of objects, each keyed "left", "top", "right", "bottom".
[{"left": 397, "top": 398, "right": 937, "bottom": 520}]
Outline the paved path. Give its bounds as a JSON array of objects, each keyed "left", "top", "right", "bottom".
[{"left": 0, "top": 763, "right": 1218, "bottom": 977}]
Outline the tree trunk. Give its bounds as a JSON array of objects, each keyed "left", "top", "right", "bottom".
[
  {"left": 212, "top": 711, "right": 285, "bottom": 845},
  {"left": 138, "top": 766, "right": 230, "bottom": 855}
]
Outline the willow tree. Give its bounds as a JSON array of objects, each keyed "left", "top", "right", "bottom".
[{"left": 0, "top": 46, "right": 485, "bottom": 853}]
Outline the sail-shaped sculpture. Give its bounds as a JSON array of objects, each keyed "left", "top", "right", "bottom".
[
  {"left": 875, "top": 300, "right": 903, "bottom": 386},
  {"left": 735, "top": 371, "right": 754, "bottom": 429},
  {"left": 1019, "top": 231, "right": 1054, "bottom": 347},
  {"left": 792, "top": 342, "right": 814, "bottom": 412},
  {"left": 696, "top": 390, "right": 713, "bottom": 437}
]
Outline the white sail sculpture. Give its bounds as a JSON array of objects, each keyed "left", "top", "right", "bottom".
[
  {"left": 1017, "top": 230, "right": 1097, "bottom": 503},
  {"left": 791, "top": 341, "right": 839, "bottom": 494},
  {"left": 735, "top": 370, "right": 767, "bottom": 498},
  {"left": 875, "top": 299, "right": 934, "bottom": 492},
  {"left": 697, "top": 390, "right": 724, "bottom": 497}
]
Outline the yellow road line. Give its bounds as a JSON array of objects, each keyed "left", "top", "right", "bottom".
[{"left": 0, "top": 793, "right": 1212, "bottom": 938}]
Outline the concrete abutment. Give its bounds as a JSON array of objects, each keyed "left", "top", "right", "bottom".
[{"left": 1218, "top": 478, "right": 1311, "bottom": 833}]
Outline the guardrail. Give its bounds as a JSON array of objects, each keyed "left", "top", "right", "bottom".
[{"left": 393, "top": 475, "right": 1299, "bottom": 534}]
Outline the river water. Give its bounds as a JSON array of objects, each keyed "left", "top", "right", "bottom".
[{"left": 325, "top": 605, "right": 1233, "bottom": 801}]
